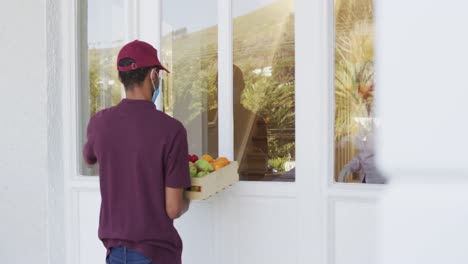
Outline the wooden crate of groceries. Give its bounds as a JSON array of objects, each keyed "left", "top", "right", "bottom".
[{"left": 185, "top": 154, "right": 239, "bottom": 200}]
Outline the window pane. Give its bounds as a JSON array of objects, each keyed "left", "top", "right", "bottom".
[
  {"left": 162, "top": 0, "right": 218, "bottom": 158},
  {"left": 79, "top": 0, "right": 126, "bottom": 175},
  {"left": 334, "top": 0, "right": 385, "bottom": 183},
  {"left": 233, "top": 0, "right": 296, "bottom": 181}
]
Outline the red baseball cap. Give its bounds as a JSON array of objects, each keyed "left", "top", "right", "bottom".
[{"left": 117, "top": 40, "right": 170, "bottom": 73}]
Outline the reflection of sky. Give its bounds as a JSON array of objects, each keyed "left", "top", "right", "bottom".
[
  {"left": 233, "top": 0, "right": 279, "bottom": 17},
  {"left": 88, "top": 0, "right": 124, "bottom": 47},
  {"left": 163, "top": 0, "right": 276, "bottom": 34},
  {"left": 89, "top": 0, "right": 280, "bottom": 45},
  {"left": 163, "top": 0, "right": 217, "bottom": 34}
]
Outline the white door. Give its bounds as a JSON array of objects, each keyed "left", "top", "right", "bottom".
[{"left": 59, "top": 0, "right": 382, "bottom": 264}]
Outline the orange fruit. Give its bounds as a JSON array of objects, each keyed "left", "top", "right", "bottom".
[
  {"left": 213, "top": 162, "right": 224, "bottom": 171},
  {"left": 215, "top": 157, "right": 230, "bottom": 166},
  {"left": 209, "top": 160, "right": 217, "bottom": 170},
  {"left": 213, "top": 158, "right": 229, "bottom": 170},
  {"left": 201, "top": 154, "right": 214, "bottom": 162}
]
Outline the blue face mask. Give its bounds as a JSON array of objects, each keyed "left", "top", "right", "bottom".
[
  {"left": 150, "top": 69, "right": 160, "bottom": 103},
  {"left": 151, "top": 87, "right": 160, "bottom": 103}
]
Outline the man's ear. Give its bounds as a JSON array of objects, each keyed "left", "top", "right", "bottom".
[
  {"left": 144, "top": 70, "right": 154, "bottom": 91},
  {"left": 149, "top": 68, "right": 155, "bottom": 82}
]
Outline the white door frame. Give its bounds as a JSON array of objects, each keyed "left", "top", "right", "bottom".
[{"left": 322, "top": 0, "right": 386, "bottom": 263}]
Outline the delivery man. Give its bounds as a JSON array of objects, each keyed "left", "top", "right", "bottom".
[{"left": 83, "top": 40, "right": 191, "bottom": 264}]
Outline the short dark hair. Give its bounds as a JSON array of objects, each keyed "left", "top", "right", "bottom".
[{"left": 118, "top": 58, "right": 152, "bottom": 91}]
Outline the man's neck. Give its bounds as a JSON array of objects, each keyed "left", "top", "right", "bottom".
[
  {"left": 126, "top": 94, "right": 147, "bottom": 100},
  {"left": 125, "top": 86, "right": 148, "bottom": 100}
]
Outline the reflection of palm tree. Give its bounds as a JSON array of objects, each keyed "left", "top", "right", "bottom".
[
  {"left": 173, "top": 89, "right": 198, "bottom": 126},
  {"left": 173, "top": 87, "right": 219, "bottom": 158},
  {"left": 334, "top": 0, "right": 376, "bottom": 182}
]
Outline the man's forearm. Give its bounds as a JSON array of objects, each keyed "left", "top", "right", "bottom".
[{"left": 181, "top": 194, "right": 191, "bottom": 216}]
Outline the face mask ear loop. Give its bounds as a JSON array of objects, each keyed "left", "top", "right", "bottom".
[
  {"left": 150, "top": 69, "right": 160, "bottom": 103},
  {"left": 151, "top": 69, "right": 161, "bottom": 90},
  {"left": 150, "top": 69, "right": 155, "bottom": 90}
]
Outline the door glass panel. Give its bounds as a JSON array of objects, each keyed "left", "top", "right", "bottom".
[
  {"left": 162, "top": 0, "right": 218, "bottom": 158},
  {"left": 233, "top": 0, "right": 296, "bottom": 181},
  {"left": 79, "top": 0, "right": 126, "bottom": 175},
  {"left": 334, "top": 0, "right": 385, "bottom": 183}
]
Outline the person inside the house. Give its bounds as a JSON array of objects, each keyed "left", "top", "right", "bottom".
[
  {"left": 231, "top": 65, "right": 270, "bottom": 180},
  {"left": 83, "top": 40, "right": 191, "bottom": 264},
  {"left": 174, "top": 64, "right": 271, "bottom": 180},
  {"left": 337, "top": 126, "right": 386, "bottom": 184},
  {"left": 337, "top": 80, "right": 386, "bottom": 184},
  {"left": 199, "top": 65, "right": 270, "bottom": 180}
]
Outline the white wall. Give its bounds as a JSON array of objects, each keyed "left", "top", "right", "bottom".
[
  {"left": 376, "top": 0, "right": 468, "bottom": 263},
  {"left": 0, "top": 0, "right": 49, "bottom": 263}
]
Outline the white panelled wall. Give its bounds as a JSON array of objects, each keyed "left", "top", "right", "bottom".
[
  {"left": 0, "top": 0, "right": 49, "bottom": 263},
  {"left": 376, "top": 0, "right": 468, "bottom": 263}
]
